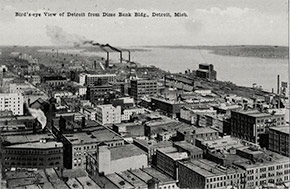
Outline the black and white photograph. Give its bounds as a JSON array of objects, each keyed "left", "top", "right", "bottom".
[{"left": 0, "top": 0, "right": 289, "bottom": 188}]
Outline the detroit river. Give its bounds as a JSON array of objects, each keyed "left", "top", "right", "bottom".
[{"left": 130, "top": 47, "right": 287, "bottom": 92}]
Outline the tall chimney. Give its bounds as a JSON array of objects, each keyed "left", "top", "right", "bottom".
[
  {"left": 277, "top": 75, "right": 280, "bottom": 95},
  {"left": 120, "top": 51, "right": 122, "bottom": 63},
  {"left": 128, "top": 51, "right": 131, "bottom": 62},
  {"left": 106, "top": 52, "right": 110, "bottom": 68}
]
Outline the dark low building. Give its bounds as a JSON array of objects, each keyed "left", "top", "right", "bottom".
[
  {"left": 151, "top": 97, "right": 184, "bottom": 118},
  {"left": 130, "top": 79, "right": 157, "bottom": 101},
  {"left": 43, "top": 76, "right": 67, "bottom": 86},
  {"left": 86, "top": 84, "right": 114, "bottom": 105},
  {"left": 2, "top": 135, "right": 63, "bottom": 169},
  {"left": 196, "top": 64, "right": 217, "bottom": 80}
]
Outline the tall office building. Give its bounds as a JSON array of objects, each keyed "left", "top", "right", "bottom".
[
  {"left": 130, "top": 79, "right": 157, "bottom": 101},
  {"left": 0, "top": 93, "right": 24, "bottom": 115}
]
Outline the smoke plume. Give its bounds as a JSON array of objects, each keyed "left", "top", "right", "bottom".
[
  {"left": 46, "top": 25, "right": 113, "bottom": 48},
  {"left": 46, "top": 25, "right": 88, "bottom": 46},
  {"left": 28, "top": 108, "right": 47, "bottom": 129}
]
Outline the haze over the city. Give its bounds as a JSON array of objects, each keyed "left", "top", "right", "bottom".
[{"left": 0, "top": 0, "right": 288, "bottom": 46}]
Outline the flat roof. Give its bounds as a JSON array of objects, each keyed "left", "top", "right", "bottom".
[
  {"left": 64, "top": 127, "right": 123, "bottom": 145},
  {"left": 110, "top": 144, "right": 146, "bottom": 160},
  {"left": 133, "top": 139, "right": 172, "bottom": 149},
  {"left": 6, "top": 141, "right": 63, "bottom": 149},
  {"left": 66, "top": 178, "right": 82, "bottom": 189},
  {"left": 174, "top": 141, "right": 203, "bottom": 152},
  {"left": 4, "top": 133, "right": 55, "bottom": 144},
  {"left": 270, "top": 126, "right": 289, "bottom": 135},
  {"left": 114, "top": 122, "right": 142, "bottom": 127},
  {"left": 106, "top": 173, "right": 134, "bottom": 189},
  {"left": 235, "top": 110, "right": 284, "bottom": 118},
  {"left": 76, "top": 176, "right": 101, "bottom": 189},
  {"left": 158, "top": 146, "right": 177, "bottom": 153},
  {"left": 142, "top": 168, "right": 175, "bottom": 184},
  {"left": 180, "top": 159, "right": 242, "bottom": 178},
  {"left": 117, "top": 171, "right": 147, "bottom": 188},
  {"left": 195, "top": 127, "right": 219, "bottom": 134},
  {"left": 151, "top": 97, "right": 184, "bottom": 105}
]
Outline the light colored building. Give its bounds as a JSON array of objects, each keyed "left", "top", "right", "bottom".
[
  {"left": 121, "top": 107, "right": 145, "bottom": 121},
  {"left": 87, "top": 143, "right": 148, "bottom": 175},
  {"left": 96, "top": 104, "right": 121, "bottom": 125},
  {"left": 180, "top": 106, "right": 217, "bottom": 125},
  {"left": 9, "top": 83, "right": 32, "bottom": 93},
  {"left": 83, "top": 107, "right": 97, "bottom": 121},
  {"left": 0, "top": 93, "right": 24, "bottom": 115},
  {"left": 54, "top": 124, "right": 125, "bottom": 169},
  {"left": 79, "top": 73, "right": 116, "bottom": 86}
]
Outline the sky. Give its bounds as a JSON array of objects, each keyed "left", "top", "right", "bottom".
[{"left": 0, "top": 0, "right": 288, "bottom": 46}]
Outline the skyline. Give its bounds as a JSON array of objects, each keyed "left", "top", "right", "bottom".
[{"left": 0, "top": 0, "right": 288, "bottom": 47}]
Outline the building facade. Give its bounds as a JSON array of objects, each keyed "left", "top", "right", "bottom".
[
  {"left": 79, "top": 73, "right": 116, "bottom": 86},
  {"left": 0, "top": 93, "right": 24, "bottom": 115},
  {"left": 86, "top": 84, "right": 114, "bottom": 105},
  {"left": 96, "top": 104, "right": 121, "bottom": 125},
  {"left": 130, "top": 79, "right": 157, "bottom": 101},
  {"left": 231, "top": 110, "right": 285, "bottom": 146},
  {"left": 2, "top": 140, "right": 63, "bottom": 169},
  {"left": 268, "top": 126, "right": 289, "bottom": 156}
]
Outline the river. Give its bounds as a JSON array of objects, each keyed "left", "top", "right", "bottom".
[{"left": 130, "top": 47, "right": 288, "bottom": 92}]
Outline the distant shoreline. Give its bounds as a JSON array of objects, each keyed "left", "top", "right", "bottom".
[{"left": 142, "top": 45, "right": 289, "bottom": 59}]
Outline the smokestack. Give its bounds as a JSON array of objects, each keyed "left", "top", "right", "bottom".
[
  {"left": 120, "top": 51, "right": 122, "bottom": 63},
  {"left": 59, "top": 116, "right": 66, "bottom": 133},
  {"left": 93, "top": 60, "right": 97, "bottom": 69},
  {"left": 277, "top": 75, "right": 280, "bottom": 95},
  {"left": 33, "top": 118, "right": 38, "bottom": 134},
  {"left": 128, "top": 50, "right": 131, "bottom": 62},
  {"left": 106, "top": 52, "right": 110, "bottom": 68},
  {"left": 56, "top": 49, "right": 58, "bottom": 58},
  {"left": 82, "top": 117, "right": 86, "bottom": 129}
]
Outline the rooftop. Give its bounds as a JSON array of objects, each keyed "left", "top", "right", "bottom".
[
  {"left": 235, "top": 109, "right": 284, "bottom": 118},
  {"left": 174, "top": 141, "right": 203, "bottom": 153},
  {"left": 180, "top": 159, "right": 243, "bottom": 178},
  {"left": 5, "top": 141, "right": 63, "bottom": 149},
  {"left": 234, "top": 147, "right": 290, "bottom": 169},
  {"left": 269, "top": 125, "right": 289, "bottom": 135},
  {"left": 63, "top": 127, "right": 123, "bottom": 145},
  {"left": 105, "top": 173, "right": 134, "bottom": 189},
  {"left": 142, "top": 168, "right": 175, "bottom": 184},
  {"left": 133, "top": 139, "right": 172, "bottom": 149},
  {"left": 110, "top": 144, "right": 146, "bottom": 160},
  {"left": 116, "top": 171, "right": 147, "bottom": 188},
  {"left": 76, "top": 176, "right": 101, "bottom": 189},
  {"left": 4, "top": 133, "right": 55, "bottom": 144}
]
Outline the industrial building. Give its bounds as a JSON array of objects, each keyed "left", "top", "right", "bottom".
[
  {"left": 130, "top": 78, "right": 157, "bottom": 101},
  {"left": 79, "top": 73, "right": 116, "bottom": 86},
  {"left": 196, "top": 63, "right": 217, "bottom": 80},
  {"left": 231, "top": 109, "right": 285, "bottom": 146}
]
